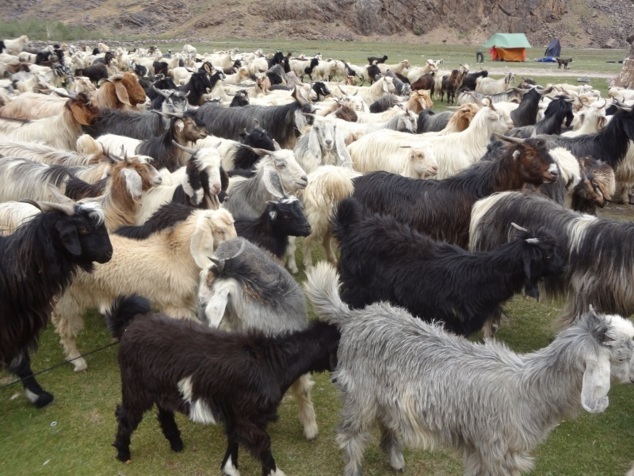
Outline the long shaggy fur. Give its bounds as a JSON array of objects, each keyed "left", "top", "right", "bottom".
[{"left": 304, "top": 262, "right": 634, "bottom": 476}]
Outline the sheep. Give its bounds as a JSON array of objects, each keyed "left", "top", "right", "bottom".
[
  {"left": 235, "top": 197, "right": 311, "bottom": 259},
  {"left": 1, "top": 199, "right": 112, "bottom": 407},
  {"left": 351, "top": 135, "right": 559, "bottom": 248},
  {"left": 304, "top": 262, "right": 634, "bottom": 476},
  {"left": 0, "top": 92, "right": 98, "bottom": 150},
  {"left": 52, "top": 206, "right": 236, "bottom": 371},
  {"left": 107, "top": 294, "right": 339, "bottom": 475},
  {"left": 294, "top": 114, "right": 352, "bottom": 174},
  {"left": 195, "top": 86, "right": 314, "bottom": 149},
  {"left": 222, "top": 148, "right": 308, "bottom": 219},
  {"left": 332, "top": 197, "right": 565, "bottom": 336},
  {"left": 475, "top": 72, "right": 515, "bottom": 95},
  {"left": 469, "top": 189, "right": 634, "bottom": 328}
]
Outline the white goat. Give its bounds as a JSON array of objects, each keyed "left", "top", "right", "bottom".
[
  {"left": 305, "top": 262, "right": 634, "bottom": 476},
  {"left": 476, "top": 72, "right": 515, "bottom": 95},
  {"left": 3, "top": 35, "right": 29, "bottom": 55},
  {"left": 53, "top": 207, "right": 237, "bottom": 371},
  {"left": 337, "top": 76, "right": 396, "bottom": 106},
  {"left": 294, "top": 114, "right": 352, "bottom": 173}
]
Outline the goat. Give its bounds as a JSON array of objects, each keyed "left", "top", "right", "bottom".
[
  {"left": 1, "top": 199, "right": 112, "bottom": 407},
  {"left": 351, "top": 145, "right": 438, "bottom": 179},
  {"left": 199, "top": 237, "right": 322, "bottom": 439},
  {"left": 461, "top": 70, "right": 488, "bottom": 90},
  {"left": 91, "top": 72, "right": 147, "bottom": 111},
  {"left": 475, "top": 72, "right": 515, "bottom": 95},
  {"left": 440, "top": 69, "right": 465, "bottom": 104},
  {"left": 235, "top": 196, "right": 310, "bottom": 259},
  {"left": 150, "top": 86, "right": 190, "bottom": 114},
  {"left": 333, "top": 197, "right": 564, "bottom": 336},
  {"left": 222, "top": 148, "right": 308, "bottom": 219},
  {"left": 508, "top": 95, "right": 574, "bottom": 138},
  {"left": 367, "top": 54, "right": 388, "bottom": 64},
  {"left": 53, "top": 206, "right": 236, "bottom": 371},
  {"left": 352, "top": 135, "right": 559, "bottom": 248},
  {"left": 107, "top": 294, "right": 339, "bottom": 475},
  {"left": 410, "top": 72, "right": 435, "bottom": 96},
  {"left": 83, "top": 108, "right": 168, "bottom": 140},
  {"left": 294, "top": 114, "right": 352, "bottom": 174},
  {"left": 305, "top": 262, "right": 634, "bottom": 476},
  {"left": 469, "top": 189, "right": 634, "bottom": 328},
  {"left": 1, "top": 35, "right": 29, "bottom": 55},
  {"left": 0, "top": 92, "right": 98, "bottom": 150},
  {"left": 195, "top": 86, "right": 314, "bottom": 149},
  {"left": 182, "top": 64, "right": 225, "bottom": 106}
]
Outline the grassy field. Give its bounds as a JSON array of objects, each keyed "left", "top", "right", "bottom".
[{"left": 1, "top": 39, "right": 634, "bottom": 476}]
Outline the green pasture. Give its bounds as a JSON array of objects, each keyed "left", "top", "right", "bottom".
[{"left": 0, "top": 35, "right": 633, "bottom": 475}]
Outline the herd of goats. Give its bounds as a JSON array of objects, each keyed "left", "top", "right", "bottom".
[{"left": 2, "top": 34, "right": 634, "bottom": 476}]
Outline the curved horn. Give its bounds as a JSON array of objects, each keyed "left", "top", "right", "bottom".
[
  {"left": 171, "top": 140, "right": 199, "bottom": 156},
  {"left": 52, "top": 89, "right": 77, "bottom": 99},
  {"left": 47, "top": 184, "right": 74, "bottom": 204},
  {"left": 510, "top": 222, "right": 529, "bottom": 232},
  {"left": 22, "top": 198, "right": 76, "bottom": 216},
  {"left": 151, "top": 84, "right": 171, "bottom": 98},
  {"left": 228, "top": 238, "right": 247, "bottom": 260},
  {"left": 209, "top": 256, "right": 224, "bottom": 273},
  {"left": 494, "top": 133, "right": 526, "bottom": 145}
]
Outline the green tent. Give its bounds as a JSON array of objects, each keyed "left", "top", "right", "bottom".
[{"left": 483, "top": 33, "right": 532, "bottom": 62}]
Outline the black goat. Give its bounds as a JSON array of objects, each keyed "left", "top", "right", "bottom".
[
  {"left": 366, "top": 64, "right": 381, "bottom": 83},
  {"left": 83, "top": 108, "right": 168, "bottom": 140},
  {"left": 351, "top": 136, "right": 559, "bottom": 248},
  {"left": 312, "top": 81, "right": 331, "bottom": 101},
  {"left": 507, "top": 95, "right": 574, "bottom": 138},
  {"left": 235, "top": 196, "right": 311, "bottom": 258},
  {"left": 332, "top": 197, "right": 564, "bottom": 336},
  {"left": 195, "top": 87, "right": 314, "bottom": 149},
  {"left": 416, "top": 109, "right": 453, "bottom": 133},
  {"left": 367, "top": 54, "right": 388, "bottom": 65},
  {"left": 303, "top": 57, "right": 319, "bottom": 82},
  {"left": 234, "top": 126, "right": 276, "bottom": 171},
  {"left": 229, "top": 90, "right": 249, "bottom": 107},
  {"left": 75, "top": 63, "right": 108, "bottom": 84},
  {"left": 1, "top": 201, "right": 112, "bottom": 407},
  {"left": 369, "top": 94, "right": 401, "bottom": 113},
  {"left": 182, "top": 65, "right": 224, "bottom": 106},
  {"left": 510, "top": 87, "right": 550, "bottom": 127},
  {"left": 107, "top": 294, "right": 339, "bottom": 474},
  {"left": 461, "top": 70, "right": 488, "bottom": 91},
  {"left": 92, "top": 51, "right": 115, "bottom": 66}
]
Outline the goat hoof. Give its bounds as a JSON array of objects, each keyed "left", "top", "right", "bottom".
[
  {"left": 72, "top": 358, "right": 88, "bottom": 372},
  {"left": 303, "top": 423, "right": 318, "bottom": 441},
  {"left": 170, "top": 439, "right": 184, "bottom": 452},
  {"left": 34, "top": 391, "right": 54, "bottom": 408},
  {"left": 116, "top": 451, "right": 131, "bottom": 462}
]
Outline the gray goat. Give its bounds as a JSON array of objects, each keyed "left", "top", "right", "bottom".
[
  {"left": 305, "top": 262, "right": 634, "bottom": 476},
  {"left": 293, "top": 114, "right": 352, "bottom": 174},
  {"left": 222, "top": 148, "right": 307, "bottom": 219},
  {"left": 198, "top": 237, "right": 320, "bottom": 440}
]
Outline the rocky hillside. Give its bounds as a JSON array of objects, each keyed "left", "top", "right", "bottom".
[{"left": 2, "top": 0, "right": 633, "bottom": 48}]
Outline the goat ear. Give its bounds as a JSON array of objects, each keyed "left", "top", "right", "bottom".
[
  {"left": 55, "top": 221, "right": 82, "bottom": 257},
  {"left": 522, "top": 254, "right": 540, "bottom": 300},
  {"left": 581, "top": 351, "right": 611, "bottom": 413},
  {"left": 263, "top": 170, "right": 285, "bottom": 199},
  {"left": 114, "top": 81, "right": 131, "bottom": 106},
  {"left": 174, "top": 119, "right": 185, "bottom": 132},
  {"left": 69, "top": 103, "right": 93, "bottom": 126},
  {"left": 122, "top": 168, "right": 143, "bottom": 199},
  {"left": 190, "top": 214, "right": 216, "bottom": 269}
]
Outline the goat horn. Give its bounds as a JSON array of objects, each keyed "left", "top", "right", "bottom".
[
  {"left": 23, "top": 198, "right": 76, "bottom": 216},
  {"left": 209, "top": 256, "right": 224, "bottom": 273},
  {"left": 228, "top": 238, "right": 247, "bottom": 260},
  {"left": 171, "top": 140, "right": 199, "bottom": 156},
  {"left": 510, "top": 222, "right": 529, "bottom": 232},
  {"left": 540, "top": 86, "right": 554, "bottom": 96},
  {"left": 47, "top": 184, "right": 74, "bottom": 204},
  {"left": 152, "top": 84, "right": 171, "bottom": 98},
  {"left": 525, "top": 238, "right": 540, "bottom": 244},
  {"left": 52, "top": 89, "right": 77, "bottom": 99},
  {"left": 494, "top": 133, "right": 526, "bottom": 145}
]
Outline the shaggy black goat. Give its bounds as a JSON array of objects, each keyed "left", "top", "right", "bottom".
[
  {"left": 235, "top": 196, "right": 311, "bottom": 258},
  {"left": 181, "top": 64, "right": 224, "bottom": 106},
  {"left": 332, "top": 197, "right": 564, "bottom": 336},
  {"left": 312, "top": 81, "right": 331, "bottom": 101},
  {"left": 461, "top": 70, "right": 488, "bottom": 91},
  {"left": 510, "top": 87, "right": 552, "bottom": 127},
  {"left": 367, "top": 54, "right": 388, "bottom": 65},
  {"left": 351, "top": 135, "right": 559, "bottom": 248},
  {"left": 83, "top": 109, "right": 168, "bottom": 140},
  {"left": 107, "top": 294, "right": 339, "bottom": 475},
  {"left": 195, "top": 86, "right": 314, "bottom": 149},
  {"left": 229, "top": 89, "right": 249, "bottom": 107},
  {"left": 75, "top": 63, "right": 108, "bottom": 84},
  {"left": 233, "top": 126, "right": 276, "bottom": 171},
  {"left": 369, "top": 94, "right": 401, "bottom": 113},
  {"left": 0, "top": 200, "right": 112, "bottom": 407},
  {"left": 508, "top": 95, "right": 574, "bottom": 138},
  {"left": 416, "top": 109, "right": 453, "bottom": 133}
]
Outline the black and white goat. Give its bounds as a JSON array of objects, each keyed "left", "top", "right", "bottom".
[
  {"left": 332, "top": 198, "right": 565, "bottom": 336},
  {"left": 1, "top": 200, "right": 112, "bottom": 407},
  {"left": 107, "top": 294, "right": 339, "bottom": 475},
  {"left": 507, "top": 95, "right": 574, "bottom": 138},
  {"left": 235, "top": 196, "right": 311, "bottom": 259}
]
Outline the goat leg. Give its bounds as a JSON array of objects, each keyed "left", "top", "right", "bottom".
[
  {"left": 157, "top": 406, "right": 183, "bottom": 452},
  {"left": 220, "top": 437, "right": 240, "bottom": 476},
  {"left": 9, "top": 352, "right": 54, "bottom": 407}
]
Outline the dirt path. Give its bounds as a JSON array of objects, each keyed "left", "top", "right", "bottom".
[{"left": 484, "top": 66, "right": 616, "bottom": 79}]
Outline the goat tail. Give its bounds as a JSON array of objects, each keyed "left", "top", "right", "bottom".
[
  {"left": 304, "top": 262, "right": 352, "bottom": 327},
  {"left": 106, "top": 294, "right": 151, "bottom": 339},
  {"left": 330, "top": 196, "right": 363, "bottom": 242}
]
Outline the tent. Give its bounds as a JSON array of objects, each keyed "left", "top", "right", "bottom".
[
  {"left": 483, "top": 33, "right": 532, "bottom": 62},
  {"left": 544, "top": 38, "right": 561, "bottom": 58}
]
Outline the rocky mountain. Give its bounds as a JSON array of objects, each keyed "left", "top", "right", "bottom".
[{"left": 1, "top": 0, "right": 633, "bottom": 48}]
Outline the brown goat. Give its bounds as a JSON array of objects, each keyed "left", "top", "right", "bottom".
[
  {"left": 405, "top": 89, "right": 433, "bottom": 114},
  {"left": 91, "top": 72, "right": 146, "bottom": 110},
  {"left": 410, "top": 72, "right": 435, "bottom": 96}
]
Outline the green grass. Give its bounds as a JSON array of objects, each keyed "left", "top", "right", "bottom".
[
  {"left": 0, "top": 20, "right": 103, "bottom": 42},
  {"left": 0, "top": 38, "right": 633, "bottom": 475}
]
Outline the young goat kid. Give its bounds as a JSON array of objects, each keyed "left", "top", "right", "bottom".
[{"left": 107, "top": 294, "right": 340, "bottom": 476}]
